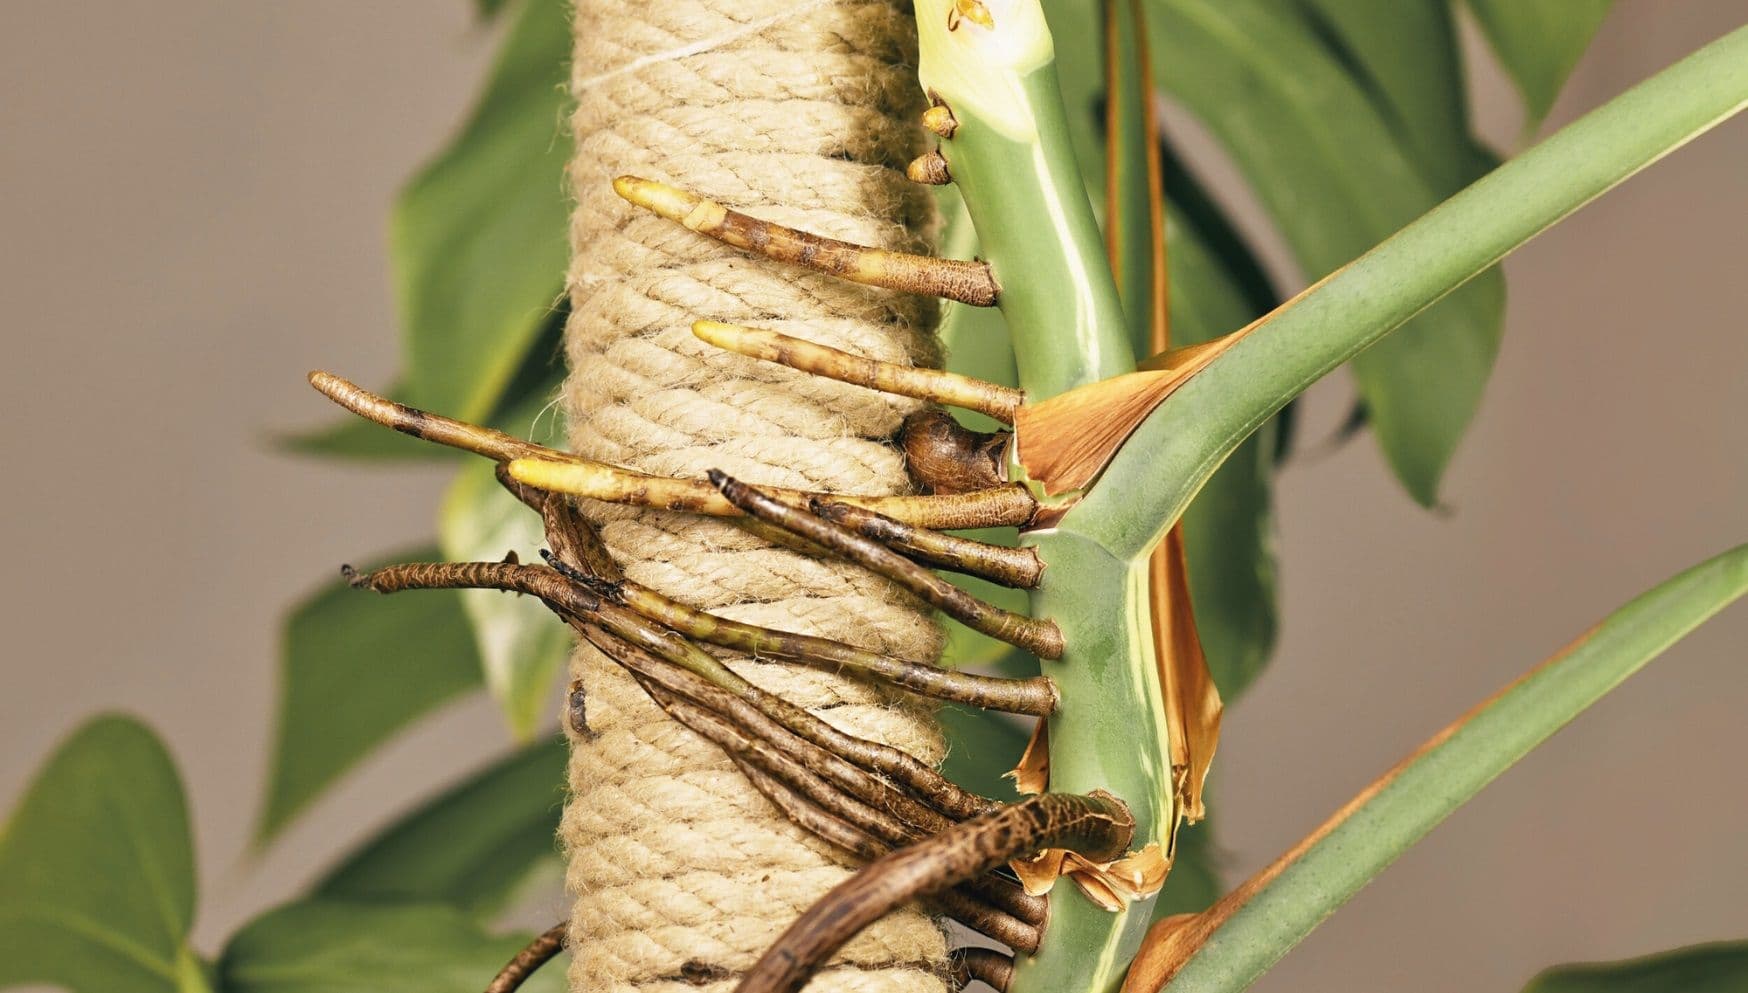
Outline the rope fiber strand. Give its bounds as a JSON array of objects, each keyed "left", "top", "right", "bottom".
[{"left": 563, "top": 3, "right": 954, "bottom": 991}]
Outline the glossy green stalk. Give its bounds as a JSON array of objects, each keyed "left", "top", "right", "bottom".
[
  {"left": 918, "top": 5, "right": 1169, "bottom": 993},
  {"left": 917, "top": 0, "right": 1134, "bottom": 399},
  {"left": 1071, "top": 23, "right": 1748, "bottom": 563}
]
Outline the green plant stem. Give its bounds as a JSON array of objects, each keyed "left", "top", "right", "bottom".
[{"left": 1073, "top": 23, "right": 1748, "bottom": 562}]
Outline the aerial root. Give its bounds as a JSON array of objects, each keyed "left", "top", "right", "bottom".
[
  {"left": 613, "top": 175, "right": 998, "bottom": 306},
  {"left": 710, "top": 471, "right": 1064, "bottom": 659},
  {"left": 692, "top": 319, "right": 1022, "bottom": 423},
  {"left": 734, "top": 793, "right": 1136, "bottom": 993},
  {"left": 483, "top": 920, "right": 567, "bottom": 993}
]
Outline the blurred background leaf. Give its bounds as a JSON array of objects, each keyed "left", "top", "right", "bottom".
[
  {"left": 0, "top": 716, "right": 208, "bottom": 993},
  {"left": 256, "top": 548, "right": 484, "bottom": 845},
  {"left": 1521, "top": 941, "right": 1748, "bottom": 993},
  {"left": 392, "top": 0, "right": 570, "bottom": 425},
  {"left": 216, "top": 901, "right": 562, "bottom": 993},
  {"left": 1465, "top": 0, "right": 1616, "bottom": 129},
  {"left": 314, "top": 738, "right": 567, "bottom": 918}
]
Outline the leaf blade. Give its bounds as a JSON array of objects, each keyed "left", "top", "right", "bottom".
[
  {"left": 0, "top": 716, "right": 202, "bottom": 993},
  {"left": 1523, "top": 941, "right": 1748, "bottom": 993},
  {"left": 392, "top": 0, "right": 570, "bottom": 423},
  {"left": 1126, "top": 544, "right": 1748, "bottom": 992},
  {"left": 1076, "top": 23, "right": 1748, "bottom": 561},
  {"left": 255, "top": 547, "right": 485, "bottom": 844},
  {"left": 1465, "top": 0, "right": 1615, "bottom": 128},
  {"left": 314, "top": 738, "right": 567, "bottom": 917}
]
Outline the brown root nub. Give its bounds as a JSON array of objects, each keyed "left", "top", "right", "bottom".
[
  {"left": 735, "top": 793, "right": 1135, "bottom": 993},
  {"left": 922, "top": 104, "right": 959, "bottom": 139},
  {"left": 811, "top": 499, "right": 1044, "bottom": 590},
  {"left": 900, "top": 410, "right": 1011, "bottom": 495},
  {"left": 907, "top": 150, "right": 952, "bottom": 186},
  {"left": 613, "top": 176, "right": 998, "bottom": 306},
  {"left": 307, "top": 372, "right": 577, "bottom": 465},
  {"left": 607, "top": 575, "right": 1055, "bottom": 715},
  {"left": 693, "top": 320, "right": 1022, "bottom": 422},
  {"left": 484, "top": 920, "right": 566, "bottom": 993},
  {"left": 951, "top": 947, "right": 1016, "bottom": 992},
  {"left": 710, "top": 471, "right": 1064, "bottom": 660}
]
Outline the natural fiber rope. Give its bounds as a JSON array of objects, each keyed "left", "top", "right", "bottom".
[{"left": 560, "top": 3, "right": 950, "bottom": 992}]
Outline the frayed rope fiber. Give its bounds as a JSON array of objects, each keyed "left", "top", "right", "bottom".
[{"left": 560, "top": 2, "right": 952, "bottom": 992}]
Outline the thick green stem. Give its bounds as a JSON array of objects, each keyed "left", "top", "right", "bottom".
[
  {"left": 918, "top": 2, "right": 1134, "bottom": 399},
  {"left": 917, "top": 5, "right": 1171, "bottom": 991}
]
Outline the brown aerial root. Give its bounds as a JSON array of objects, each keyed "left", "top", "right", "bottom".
[
  {"left": 810, "top": 499, "right": 1043, "bottom": 590},
  {"left": 950, "top": 947, "right": 1015, "bottom": 992},
  {"left": 506, "top": 456, "right": 1037, "bottom": 531},
  {"left": 484, "top": 920, "right": 567, "bottom": 993},
  {"left": 613, "top": 175, "right": 999, "bottom": 306},
  {"left": 907, "top": 149, "right": 952, "bottom": 186},
  {"left": 692, "top": 319, "right": 1022, "bottom": 423},
  {"left": 583, "top": 570, "right": 1055, "bottom": 715},
  {"left": 307, "top": 371, "right": 578, "bottom": 465},
  {"left": 710, "top": 470, "right": 1065, "bottom": 659},
  {"left": 922, "top": 104, "right": 959, "bottom": 140},
  {"left": 734, "top": 792, "right": 1136, "bottom": 993}
]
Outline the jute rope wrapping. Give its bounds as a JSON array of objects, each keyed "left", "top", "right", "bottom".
[{"left": 561, "top": 2, "right": 951, "bottom": 991}]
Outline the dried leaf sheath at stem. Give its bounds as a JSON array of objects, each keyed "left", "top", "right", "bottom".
[
  {"left": 614, "top": 176, "right": 999, "bottom": 306},
  {"left": 708, "top": 470, "right": 1065, "bottom": 659},
  {"left": 736, "top": 792, "right": 1137, "bottom": 993}
]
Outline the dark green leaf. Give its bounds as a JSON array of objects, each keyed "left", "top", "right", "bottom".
[
  {"left": 1523, "top": 941, "right": 1748, "bottom": 993},
  {"left": 256, "top": 547, "right": 484, "bottom": 845},
  {"left": 315, "top": 738, "right": 567, "bottom": 917},
  {"left": 217, "top": 901, "right": 562, "bottom": 993},
  {"left": 1465, "top": 0, "right": 1615, "bottom": 128},
  {"left": 0, "top": 716, "right": 208, "bottom": 993},
  {"left": 440, "top": 375, "right": 571, "bottom": 737},
  {"left": 474, "top": 0, "right": 511, "bottom": 19},
  {"left": 1150, "top": 0, "right": 1506, "bottom": 504},
  {"left": 393, "top": 0, "right": 570, "bottom": 423}
]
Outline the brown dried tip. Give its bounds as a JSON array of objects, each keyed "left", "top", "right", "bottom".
[
  {"left": 613, "top": 176, "right": 998, "bottom": 307},
  {"left": 907, "top": 150, "right": 952, "bottom": 186},
  {"left": 693, "top": 320, "right": 1021, "bottom": 422}
]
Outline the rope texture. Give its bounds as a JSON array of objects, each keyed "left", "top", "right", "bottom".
[{"left": 561, "top": 2, "right": 950, "bottom": 991}]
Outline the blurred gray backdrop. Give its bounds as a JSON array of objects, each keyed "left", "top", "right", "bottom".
[{"left": 2, "top": 3, "right": 1743, "bottom": 991}]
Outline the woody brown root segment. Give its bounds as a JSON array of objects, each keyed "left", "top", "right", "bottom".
[
  {"left": 710, "top": 471, "right": 1065, "bottom": 659},
  {"left": 484, "top": 920, "right": 567, "bottom": 993},
  {"left": 307, "top": 372, "right": 577, "bottom": 465},
  {"left": 595, "top": 574, "right": 1056, "bottom": 715},
  {"left": 614, "top": 176, "right": 999, "bottom": 307},
  {"left": 351, "top": 560, "right": 995, "bottom": 823},
  {"left": 735, "top": 793, "right": 1136, "bottom": 993},
  {"left": 692, "top": 320, "right": 1023, "bottom": 423},
  {"left": 899, "top": 411, "right": 1011, "bottom": 496},
  {"left": 951, "top": 947, "right": 1016, "bottom": 992},
  {"left": 506, "top": 457, "right": 1038, "bottom": 530},
  {"left": 811, "top": 499, "right": 1044, "bottom": 590}
]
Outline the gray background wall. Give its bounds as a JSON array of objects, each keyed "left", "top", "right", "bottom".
[{"left": 2, "top": 3, "right": 1743, "bottom": 991}]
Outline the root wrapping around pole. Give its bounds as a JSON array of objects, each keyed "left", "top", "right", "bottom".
[{"left": 735, "top": 793, "right": 1136, "bottom": 993}]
